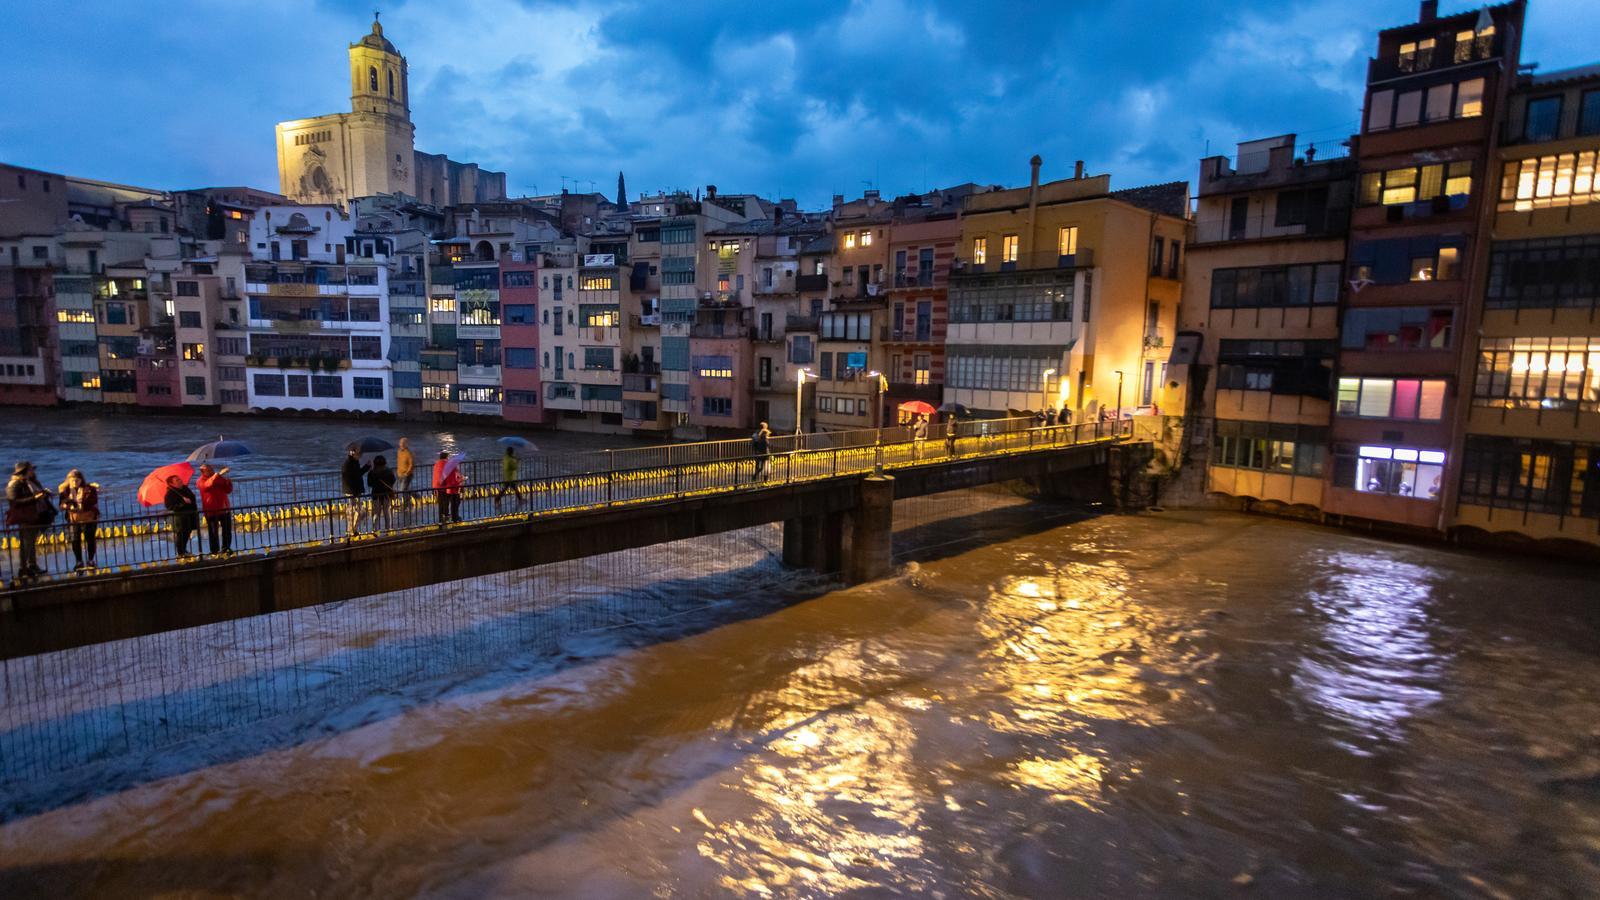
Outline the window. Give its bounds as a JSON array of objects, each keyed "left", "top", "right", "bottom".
[
  {"left": 581, "top": 274, "right": 615, "bottom": 291},
  {"left": 584, "top": 347, "right": 616, "bottom": 370},
  {"left": 218, "top": 366, "right": 244, "bottom": 381},
  {"left": 972, "top": 238, "right": 987, "bottom": 265},
  {"left": 506, "top": 390, "right": 539, "bottom": 407},
  {"left": 178, "top": 311, "right": 203, "bottom": 328},
  {"left": 1487, "top": 235, "right": 1600, "bottom": 310},
  {"left": 368, "top": 66, "right": 378, "bottom": 92},
  {"left": 819, "top": 351, "right": 833, "bottom": 380},
  {"left": 1359, "top": 161, "right": 1474, "bottom": 207},
  {"left": 503, "top": 271, "right": 535, "bottom": 288},
  {"left": 504, "top": 304, "right": 535, "bottom": 324},
  {"left": 387, "top": 70, "right": 395, "bottom": 98},
  {"left": 701, "top": 396, "right": 732, "bottom": 416},
  {"left": 429, "top": 297, "right": 455, "bottom": 313},
  {"left": 914, "top": 352, "right": 930, "bottom": 385},
  {"left": 1209, "top": 263, "right": 1340, "bottom": 308},
  {"left": 1581, "top": 90, "right": 1600, "bottom": 137},
  {"left": 311, "top": 375, "right": 342, "bottom": 398},
  {"left": 253, "top": 373, "right": 285, "bottom": 396},
  {"left": 1368, "top": 78, "right": 1483, "bottom": 131},
  {"left": 1002, "top": 234, "right": 1019, "bottom": 263},
  {"left": 351, "top": 335, "right": 383, "bottom": 360},
  {"left": 1460, "top": 435, "right": 1600, "bottom": 518},
  {"left": 581, "top": 305, "right": 619, "bottom": 327},
  {"left": 181, "top": 343, "right": 205, "bottom": 361},
  {"left": 1368, "top": 90, "right": 1394, "bottom": 131},
  {"left": 1349, "top": 237, "right": 1467, "bottom": 285},
  {"left": 789, "top": 335, "right": 813, "bottom": 364},
  {"left": 950, "top": 271, "right": 1076, "bottom": 322},
  {"left": 103, "top": 302, "right": 128, "bottom": 325},
  {"left": 915, "top": 300, "right": 932, "bottom": 341},
  {"left": 459, "top": 386, "right": 501, "bottom": 404},
  {"left": 758, "top": 356, "right": 772, "bottom": 387},
  {"left": 1335, "top": 445, "right": 1447, "bottom": 499},
  {"left": 505, "top": 348, "right": 538, "bottom": 368},
  {"left": 1216, "top": 339, "right": 1336, "bottom": 396},
  {"left": 184, "top": 376, "right": 207, "bottom": 397},
  {"left": 1168, "top": 242, "right": 1181, "bottom": 279},
  {"left": 1524, "top": 96, "right": 1563, "bottom": 142},
  {"left": 946, "top": 348, "right": 1064, "bottom": 392},
  {"left": 1150, "top": 237, "right": 1164, "bottom": 275},
  {"left": 1396, "top": 90, "right": 1422, "bottom": 127},
  {"left": 1341, "top": 307, "right": 1453, "bottom": 351},
  {"left": 1500, "top": 151, "right": 1600, "bottom": 212},
  {"left": 1335, "top": 377, "right": 1447, "bottom": 420},
  {"left": 176, "top": 281, "right": 200, "bottom": 297},
  {"left": 286, "top": 375, "right": 309, "bottom": 397},
  {"left": 844, "top": 232, "right": 857, "bottom": 249},
  {"left": 859, "top": 230, "right": 873, "bottom": 247},
  {"left": 837, "top": 397, "right": 855, "bottom": 415},
  {"left": 1211, "top": 420, "right": 1327, "bottom": 476},
  {"left": 818, "top": 396, "right": 833, "bottom": 413},
  {"left": 1473, "top": 336, "right": 1600, "bottom": 413},
  {"left": 57, "top": 309, "right": 95, "bottom": 324},
  {"left": 1058, "top": 226, "right": 1078, "bottom": 257},
  {"left": 1398, "top": 37, "right": 1433, "bottom": 72},
  {"left": 353, "top": 377, "right": 384, "bottom": 400}
]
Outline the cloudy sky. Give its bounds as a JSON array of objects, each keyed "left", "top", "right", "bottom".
[{"left": 2, "top": 0, "right": 1595, "bottom": 207}]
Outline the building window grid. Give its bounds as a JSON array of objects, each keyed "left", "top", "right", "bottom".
[
  {"left": 1336, "top": 376, "right": 1448, "bottom": 421},
  {"left": 1209, "top": 263, "right": 1341, "bottom": 308},
  {"left": 947, "top": 354, "right": 1056, "bottom": 392},
  {"left": 1211, "top": 420, "right": 1328, "bottom": 477},
  {"left": 1500, "top": 150, "right": 1600, "bottom": 212},
  {"left": 1473, "top": 336, "right": 1600, "bottom": 413},
  {"left": 1459, "top": 435, "right": 1600, "bottom": 519},
  {"left": 951, "top": 280, "right": 1074, "bottom": 323},
  {"left": 1486, "top": 235, "right": 1600, "bottom": 310}
]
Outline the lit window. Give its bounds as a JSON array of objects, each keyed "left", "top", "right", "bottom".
[
  {"left": 1002, "top": 234, "right": 1019, "bottom": 263},
  {"left": 972, "top": 238, "right": 987, "bottom": 265},
  {"left": 1454, "top": 30, "right": 1474, "bottom": 63},
  {"left": 844, "top": 233, "right": 857, "bottom": 249},
  {"left": 1455, "top": 78, "right": 1484, "bottom": 118},
  {"left": 860, "top": 230, "right": 872, "bottom": 246},
  {"left": 580, "top": 275, "right": 614, "bottom": 291},
  {"left": 1346, "top": 445, "right": 1446, "bottom": 499},
  {"left": 1501, "top": 151, "right": 1600, "bottom": 211},
  {"left": 1058, "top": 226, "right": 1078, "bottom": 257},
  {"left": 1382, "top": 168, "right": 1417, "bottom": 205}
]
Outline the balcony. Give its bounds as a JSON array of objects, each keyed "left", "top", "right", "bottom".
[
  {"left": 795, "top": 273, "right": 829, "bottom": 293},
  {"left": 699, "top": 291, "right": 741, "bottom": 308},
  {"left": 1192, "top": 208, "right": 1351, "bottom": 246},
  {"left": 622, "top": 373, "right": 660, "bottom": 394},
  {"left": 631, "top": 313, "right": 662, "bottom": 328},
  {"left": 690, "top": 324, "right": 753, "bottom": 340},
  {"left": 785, "top": 315, "right": 819, "bottom": 332},
  {"left": 951, "top": 248, "right": 1095, "bottom": 276},
  {"left": 891, "top": 269, "right": 937, "bottom": 288}
]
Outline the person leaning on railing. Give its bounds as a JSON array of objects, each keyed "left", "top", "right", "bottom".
[
  {"left": 7, "top": 461, "right": 54, "bottom": 582},
  {"left": 58, "top": 468, "right": 100, "bottom": 572},
  {"left": 198, "top": 464, "right": 234, "bottom": 556},
  {"left": 396, "top": 438, "right": 415, "bottom": 510},
  {"left": 432, "top": 451, "right": 462, "bottom": 524}
]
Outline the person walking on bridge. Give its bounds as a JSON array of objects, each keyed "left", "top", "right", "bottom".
[
  {"left": 58, "top": 468, "right": 99, "bottom": 573},
  {"left": 433, "top": 451, "right": 463, "bottom": 524},
  {"left": 495, "top": 446, "right": 523, "bottom": 511},
  {"left": 163, "top": 474, "right": 199, "bottom": 559},
  {"left": 395, "top": 437, "right": 416, "bottom": 513},
  {"left": 368, "top": 454, "right": 396, "bottom": 532},
  {"left": 341, "top": 447, "right": 370, "bottom": 537},
  {"left": 751, "top": 422, "right": 772, "bottom": 482},
  {"left": 6, "top": 462, "right": 52, "bottom": 582},
  {"left": 198, "top": 464, "right": 234, "bottom": 556},
  {"left": 944, "top": 416, "right": 959, "bottom": 459}
]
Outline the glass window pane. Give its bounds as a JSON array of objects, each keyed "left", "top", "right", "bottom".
[
  {"left": 1359, "top": 378, "right": 1395, "bottom": 417},
  {"left": 1419, "top": 380, "right": 1447, "bottom": 419}
]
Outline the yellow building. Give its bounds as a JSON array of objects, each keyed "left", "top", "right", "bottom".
[
  {"left": 1451, "top": 65, "right": 1600, "bottom": 547},
  {"left": 947, "top": 157, "right": 1187, "bottom": 421}
]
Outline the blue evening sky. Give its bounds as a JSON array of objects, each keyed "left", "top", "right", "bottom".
[{"left": 1, "top": 1, "right": 1595, "bottom": 206}]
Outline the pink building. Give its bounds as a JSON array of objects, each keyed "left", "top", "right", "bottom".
[{"left": 499, "top": 256, "right": 543, "bottom": 424}]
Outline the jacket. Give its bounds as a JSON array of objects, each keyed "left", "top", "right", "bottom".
[
  {"left": 6, "top": 475, "right": 44, "bottom": 526},
  {"left": 164, "top": 485, "right": 198, "bottom": 516},
  {"left": 59, "top": 482, "right": 100, "bottom": 524},
  {"left": 368, "top": 466, "right": 396, "bottom": 496},
  {"left": 396, "top": 447, "right": 415, "bottom": 478},
  {"left": 341, "top": 456, "right": 369, "bottom": 495},
  {"left": 432, "top": 460, "right": 462, "bottom": 494},
  {"left": 502, "top": 454, "right": 519, "bottom": 481},
  {"left": 198, "top": 473, "right": 232, "bottom": 514}
]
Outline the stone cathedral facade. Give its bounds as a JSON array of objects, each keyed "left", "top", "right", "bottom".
[{"left": 274, "top": 16, "right": 505, "bottom": 209}]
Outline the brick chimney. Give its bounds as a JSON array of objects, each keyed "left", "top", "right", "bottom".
[
  {"left": 1074, "top": 160, "right": 1085, "bottom": 180},
  {"left": 1419, "top": 0, "right": 1437, "bottom": 22}
]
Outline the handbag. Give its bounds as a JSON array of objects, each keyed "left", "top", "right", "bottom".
[{"left": 36, "top": 497, "right": 58, "bottom": 527}]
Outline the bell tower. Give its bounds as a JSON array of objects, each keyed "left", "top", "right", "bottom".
[{"left": 344, "top": 12, "right": 415, "bottom": 198}]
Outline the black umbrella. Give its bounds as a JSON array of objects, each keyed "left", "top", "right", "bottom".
[
  {"left": 937, "top": 402, "right": 972, "bottom": 418},
  {"left": 346, "top": 436, "right": 395, "bottom": 454}
]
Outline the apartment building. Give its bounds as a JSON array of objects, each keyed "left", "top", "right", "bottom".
[
  {"left": 622, "top": 218, "right": 665, "bottom": 431},
  {"left": 243, "top": 206, "right": 399, "bottom": 414},
  {"left": 1454, "top": 62, "right": 1600, "bottom": 545},
  {"left": 1327, "top": 0, "right": 1524, "bottom": 529},
  {"left": 535, "top": 239, "right": 582, "bottom": 424},
  {"left": 499, "top": 254, "right": 542, "bottom": 424},
  {"left": 745, "top": 213, "right": 827, "bottom": 430},
  {"left": 882, "top": 195, "right": 965, "bottom": 423},
  {"left": 947, "top": 157, "right": 1187, "bottom": 421},
  {"left": 0, "top": 266, "right": 56, "bottom": 406},
  {"left": 1182, "top": 134, "right": 1354, "bottom": 509}
]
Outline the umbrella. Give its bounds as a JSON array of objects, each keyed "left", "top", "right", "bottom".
[
  {"left": 186, "top": 438, "right": 254, "bottom": 463},
  {"left": 897, "top": 400, "right": 937, "bottom": 417},
  {"left": 346, "top": 436, "right": 395, "bottom": 454},
  {"left": 938, "top": 402, "right": 972, "bottom": 418},
  {"left": 440, "top": 452, "right": 467, "bottom": 481},
  {"left": 139, "top": 461, "right": 194, "bottom": 507},
  {"left": 497, "top": 436, "right": 537, "bottom": 451}
]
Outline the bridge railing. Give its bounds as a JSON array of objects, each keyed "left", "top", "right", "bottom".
[
  {"left": 3, "top": 416, "right": 1132, "bottom": 588},
  {"left": 74, "top": 417, "right": 1056, "bottom": 521}
]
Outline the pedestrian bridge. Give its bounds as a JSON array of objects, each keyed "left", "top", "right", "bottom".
[{"left": 1, "top": 419, "right": 1146, "bottom": 660}]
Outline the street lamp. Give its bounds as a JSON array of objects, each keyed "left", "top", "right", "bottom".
[
  {"left": 794, "top": 368, "right": 815, "bottom": 435},
  {"left": 1113, "top": 369, "right": 1124, "bottom": 422},
  {"left": 1040, "top": 368, "right": 1056, "bottom": 417},
  {"left": 867, "top": 370, "right": 885, "bottom": 431}
]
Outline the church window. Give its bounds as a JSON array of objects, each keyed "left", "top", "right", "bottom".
[
  {"left": 369, "top": 66, "right": 378, "bottom": 92},
  {"left": 388, "top": 70, "right": 395, "bottom": 97}
]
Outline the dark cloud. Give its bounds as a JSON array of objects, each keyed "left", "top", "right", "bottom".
[{"left": 1, "top": 0, "right": 1594, "bottom": 207}]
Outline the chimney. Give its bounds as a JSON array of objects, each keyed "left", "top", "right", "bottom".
[
  {"left": 1074, "top": 159, "right": 1085, "bottom": 180},
  {"left": 1026, "top": 155, "right": 1043, "bottom": 259},
  {"left": 1419, "top": 0, "right": 1437, "bottom": 22},
  {"left": 1029, "top": 155, "right": 1043, "bottom": 192}
]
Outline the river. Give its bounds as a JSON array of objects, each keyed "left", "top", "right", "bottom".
[{"left": 0, "top": 495, "right": 1596, "bottom": 897}]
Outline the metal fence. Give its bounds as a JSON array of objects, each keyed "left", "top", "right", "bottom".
[{"left": 4, "top": 416, "right": 1132, "bottom": 586}]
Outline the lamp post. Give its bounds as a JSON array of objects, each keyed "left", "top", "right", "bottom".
[
  {"left": 1113, "top": 369, "right": 1125, "bottom": 423},
  {"left": 1040, "top": 367, "right": 1056, "bottom": 419},
  {"left": 794, "top": 368, "right": 815, "bottom": 436},
  {"left": 867, "top": 370, "right": 885, "bottom": 431}
]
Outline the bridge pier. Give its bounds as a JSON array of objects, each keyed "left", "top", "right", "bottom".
[
  {"left": 845, "top": 475, "right": 895, "bottom": 583},
  {"left": 782, "top": 512, "right": 842, "bottom": 573}
]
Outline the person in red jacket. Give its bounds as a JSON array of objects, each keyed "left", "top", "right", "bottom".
[
  {"left": 431, "top": 451, "right": 462, "bottom": 523},
  {"left": 197, "top": 463, "right": 234, "bottom": 555}
]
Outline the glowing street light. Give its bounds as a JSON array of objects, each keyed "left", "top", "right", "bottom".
[{"left": 794, "top": 368, "right": 816, "bottom": 435}]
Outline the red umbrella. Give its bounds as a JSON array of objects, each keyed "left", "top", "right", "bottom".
[
  {"left": 440, "top": 452, "right": 467, "bottom": 481},
  {"left": 898, "top": 400, "right": 937, "bottom": 416},
  {"left": 139, "top": 461, "right": 194, "bottom": 507}
]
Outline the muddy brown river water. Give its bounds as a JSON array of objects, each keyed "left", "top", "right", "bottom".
[{"left": 1, "top": 502, "right": 1596, "bottom": 898}]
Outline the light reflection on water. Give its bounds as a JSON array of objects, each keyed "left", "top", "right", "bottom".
[{"left": 0, "top": 510, "right": 1596, "bottom": 898}]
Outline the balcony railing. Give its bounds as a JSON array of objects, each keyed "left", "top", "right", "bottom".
[
  {"left": 891, "top": 269, "right": 937, "bottom": 288},
  {"left": 690, "top": 324, "right": 753, "bottom": 340},
  {"left": 1191, "top": 208, "right": 1350, "bottom": 245},
  {"left": 795, "top": 273, "right": 829, "bottom": 293},
  {"left": 951, "top": 249, "right": 1095, "bottom": 276},
  {"left": 785, "top": 315, "right": 819, "bottom": 332}
]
